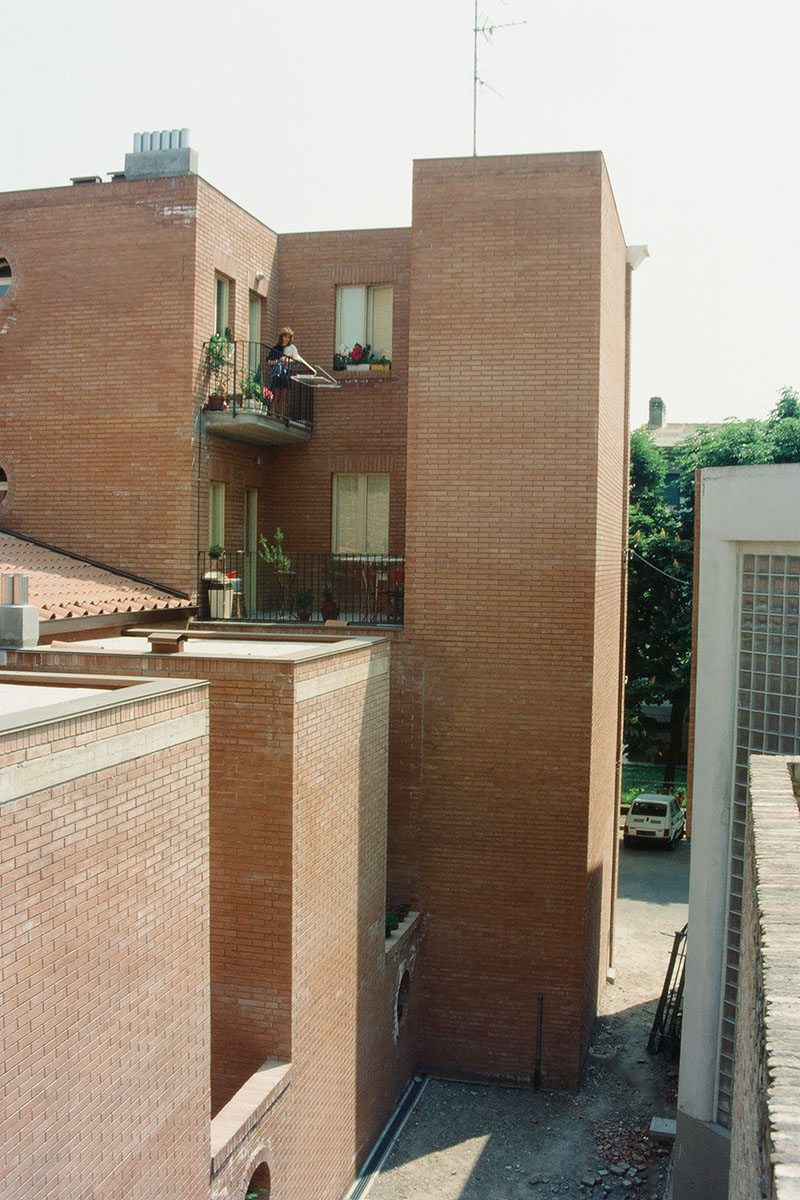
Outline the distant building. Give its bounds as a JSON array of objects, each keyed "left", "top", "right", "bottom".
[
  {"left": 642, "top": 396, "right": 722, "bottom": 505},
  {"left": 0, "top": 132, "right": 637, "bottom": 1198}
]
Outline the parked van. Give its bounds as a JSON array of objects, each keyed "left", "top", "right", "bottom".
[{"left": 623, "top": 793, "right": 685, "bottom": 849}]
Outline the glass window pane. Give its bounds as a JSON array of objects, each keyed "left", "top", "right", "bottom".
[
  {"left": 365, "top": 474, "right": 390, "bottom": 555},
  {"left": 333, "top": 474, "right": 362, "bottom": 554},
  {"left": 368, "top": 285, "right": 393, "bottom": 359},
  {"left": 336, "top": 286, "right": 366, "bottom": 351},
  {"left": 214, "top": 276, "right": 229, "bottom": 336},
  {"left": 209, "top": 481, "right": 225, "bottom": 549}
]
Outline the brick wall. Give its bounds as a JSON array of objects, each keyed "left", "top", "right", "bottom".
[
  {"left": 0, "top": 676, "right": 210, "bottom": 1200},
  {"left": 263, "top": 228, "right": 411, "bottom": 557},
  {"left": 582, "top": 162, "right": 630, "bottom": 1048},
  {"left": 0, "top": 178, "right": 199, "bottom": 587},
  {"left": 402, "top": 152, "right": 629, "bottom": 1088},
  {"left": 0, "top": 174, "right": 291, "bottom": 597},
  {"left": 8, "top": 636, "right": 420, "bottom": 1200}
]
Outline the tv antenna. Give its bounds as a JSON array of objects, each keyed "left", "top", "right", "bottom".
[{"left": 473, "top": 1, "right": 526, "bottom": 156}]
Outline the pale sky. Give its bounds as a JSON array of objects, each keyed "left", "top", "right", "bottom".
[{"left": 4, "top": 0, "right": 798, "bottom": 429}]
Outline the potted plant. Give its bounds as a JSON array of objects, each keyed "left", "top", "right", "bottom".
[
  {"left": 207, "top": 385, "right": 228, "bottom": 411},
  {"left": 321, "top": 582, "right": 339, "bottom": 622},
  {"left": 337, "top": 343, "right": 372, "bottom": 373},
  {"left": 259, "top": 527, "right": 295, "bottom": 588},
  {"left": 296, "top": 586, "right": 313, "bottom": 622},
  {"left": 206, "top": 330, "right": 233, "bottom": 402},
  {"left": 240, "top": 366, "right": 270, "bottom": 408}
]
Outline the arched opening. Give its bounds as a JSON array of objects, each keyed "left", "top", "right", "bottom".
[
  {"left": 0, "top": 258, "right": 12, "bottom": 301},
  {"left": 245, "top": 1161, "right": 271, "bottom": 1199}
]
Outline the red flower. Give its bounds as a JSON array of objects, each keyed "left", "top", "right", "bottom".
[{"left": 350, "top": 343, "right": 364, "bottom": 362}]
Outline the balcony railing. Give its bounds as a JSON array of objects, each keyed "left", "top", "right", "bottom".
[
  {"left": 202, "top": 340, "right": 318, "bottom": 426},
  {"left": 198, "top": 551, "right": 404, "bottom": 626}
]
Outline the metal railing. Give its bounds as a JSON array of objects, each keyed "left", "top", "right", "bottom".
[
  {"left": 198, "top": 551, "right": 404, "bottom": 625},
  {"left": 202, "top": 340, "right": 314, "bottom": 426}
]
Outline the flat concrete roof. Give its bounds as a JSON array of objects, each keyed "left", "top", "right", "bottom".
[
  {"left": 0, "top": 670, "right": 208, "bottom": 737},
  {"left": 0, "top": 682, "right": 105, "bottom": 717},
  {"left": 47, "top": 634, "right": 381, "bottom": 663}
]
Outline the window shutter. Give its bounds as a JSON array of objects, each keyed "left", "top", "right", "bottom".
[
  {"left": 248, "top": 295, "right": 262, "bottom": 371},
  {"left": 336, "top": 287, "right": 366, "bottom": 351},
  {"left": 333, "top": 474, "right": 361, "bottom": 554},
  {"left": 368, "top": 285, "right": 393, "bottom": 359},
  {"left": 365, "top": 474, "right": 390, "bottom": 554}
]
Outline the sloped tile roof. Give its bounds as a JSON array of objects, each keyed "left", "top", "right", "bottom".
[{"left": 0, "top": 532, "right": 190, "bottom": 621}]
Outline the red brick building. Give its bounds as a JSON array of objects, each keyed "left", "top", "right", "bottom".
[{"left": 0, "top": 134, "right": 633, "bottom": 1197}]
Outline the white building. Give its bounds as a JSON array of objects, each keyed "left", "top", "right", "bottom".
[{"left": 674, "top": 463, "right": 800, "bottom": 1199}]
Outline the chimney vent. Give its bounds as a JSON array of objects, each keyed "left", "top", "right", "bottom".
[
  {"left": 648, "top": 396, "right": 666, "bottom": 429},
  {"left": 124, "top": 129, "right": 197, "bottom": 181}
]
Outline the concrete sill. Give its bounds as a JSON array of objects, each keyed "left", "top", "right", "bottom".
[
  {"left": 385, "top": 910, "right": 422, "bottom": 955},
  {"left": 210, "top": 1059, "right": 292, "bottom": 1175}
]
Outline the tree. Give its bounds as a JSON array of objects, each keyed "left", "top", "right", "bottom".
[
  {"left": 625, "top": 388, "right": 800, "bottom": 788},
  {"left": 625, "top": 430, "right": 692, "bottom": 780}
]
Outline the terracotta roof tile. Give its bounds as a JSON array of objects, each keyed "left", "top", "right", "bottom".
[{"left": 0, "top": 533, "right": 190, "bottom": 622}]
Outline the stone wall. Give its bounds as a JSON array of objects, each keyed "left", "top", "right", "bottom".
[{"left": 730, "top": 754, "right": 800, "bottom": 1200}]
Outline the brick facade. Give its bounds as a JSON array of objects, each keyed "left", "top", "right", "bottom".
[
  {"left": 401, "top": 153, "right": 628, "bottom": 1086},
  {"left": 0, "top": 675, "right": 210, "bottom": 1199},
  {"left": 7, "top": 635, "right": 419, "bottom": 1200},
  {"left": 0, "top": 144, "right": 631, "bottom": 1194}
]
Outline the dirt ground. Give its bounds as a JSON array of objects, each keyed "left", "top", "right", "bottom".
[{"left": 364, "top": 837, "right": 690, "bottom": 1200}]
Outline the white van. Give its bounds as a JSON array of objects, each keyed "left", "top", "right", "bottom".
[{"left": 623, "top": 793, "right": 685, "bottom": 850}]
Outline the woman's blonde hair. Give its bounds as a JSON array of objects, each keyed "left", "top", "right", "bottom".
[{"left": 277, "top": 326, "right": 294, "bottom": 342}]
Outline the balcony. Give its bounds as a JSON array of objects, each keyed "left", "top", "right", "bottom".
[
  {"left": 201, "top": 340, "right": 339, "bottom": 448},
  {"left": 198, "top": 551, "right": 404, "bottom": 626}
]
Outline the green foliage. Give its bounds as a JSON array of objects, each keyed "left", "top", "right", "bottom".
[
  {"left": 625, "top": 432, "right": 692, "bottom": 761},
  {"left": 296, "top": 585, "right": 313, "bottom": 612},
  {"left": 258, "top": 527, "right": 291, "bottom": 572},
  {"left": 626, "top": 389, "right": 800, "bottom": 777},
  {"left": 205, "top": 332, "right": 232, "bottom": 383}
]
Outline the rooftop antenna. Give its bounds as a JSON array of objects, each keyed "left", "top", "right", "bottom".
[{"left": 473, "top": 1, "right": 526, "bottom": 156}]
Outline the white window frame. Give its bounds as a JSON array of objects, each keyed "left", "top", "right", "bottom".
[{"left": 335, "top": 284, "right": 393, "bottom": 359}]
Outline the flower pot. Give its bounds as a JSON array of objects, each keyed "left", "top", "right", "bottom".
[
  {"left": 207, "top": 394, "right": 228, "bottom": 411},
  {"left": 345, "top": 364, "right": 370, "bottom": 374},
  {"left": 321, "top": 600, "right": 339, "bottom": 622}
]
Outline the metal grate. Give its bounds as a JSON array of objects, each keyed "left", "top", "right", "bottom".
[{"left": 717, "top": 552, "right": 800, "bottom": 1126}]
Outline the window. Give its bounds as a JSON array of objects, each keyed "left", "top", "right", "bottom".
[
  {"left": 335, "top": 284, "right": 393, "bottom": 359},
  {"left": 0, "top": 467, "right": 7, "bottom": 503},
  {"left": 332, "top": 474, "right": 389, "bottom": 556},
  {"left": 0, "top": 258, "right": 12, "bottom": 301},
  {"left": 248, "top": 294, "right": 263, "bottom": 371},
  {"left": 214, "top": 274, "right": 230, "bottom": 337},
  {"left": 209, "top": 481, "right": 225, "bottom": 551}
]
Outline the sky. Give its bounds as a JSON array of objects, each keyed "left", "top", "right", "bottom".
[{"left": 4, "top": 0, "right": 798, "bottom": 429}]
